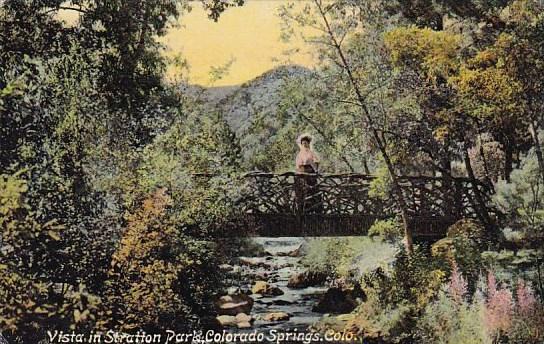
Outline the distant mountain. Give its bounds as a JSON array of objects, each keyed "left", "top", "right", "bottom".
[
  {"left": 205, "top": 85, "right": 240, "bottom": 104},
  {"left": 178, "top": 64, "right": 313, "bottom": 128},
  {"left": 214, "top": 65, "right": 315, "bottom": 166},
  {"left": 216, "top": 65, "right": 314, "bottom": 133},
  {"left": 178, "top": 65, "right": 316, "bottom": 168}
]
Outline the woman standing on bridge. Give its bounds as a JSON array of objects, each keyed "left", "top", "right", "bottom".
[
  {"left": 296, "top": 134, "right": 320, "bottom": 174},
  {"left": 295, "top": 134, "right": 321, "bottom": 213}
]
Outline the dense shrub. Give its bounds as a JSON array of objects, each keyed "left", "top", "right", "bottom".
[
  {"left": 101, "top": 189, "right": 221, "bottom": 331},
  {"left": 0, "top": 173, "right": 102, "bottom": 342},
  {"left": 494, "top": 149, "right": 544, "bottom": 228},
  {"left": 301, "top": 237, "right": 396, "bottom": 279},
  {"left": 368, "top": 218, "right": 403, "bottom": 243},
  {"left": 347, "top": 246, "right": 446, "bottom": 342}
]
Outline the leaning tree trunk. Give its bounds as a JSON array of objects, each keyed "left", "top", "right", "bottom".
[
  {"left": 463, "top": 139, "right": 492, "bottom": 227},
  {"left": 314, "top": 0, "right": 413, "bottom": 252}
]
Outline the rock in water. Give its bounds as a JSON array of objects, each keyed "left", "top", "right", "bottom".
[
  {"left": 215, "top": 294, "right": 254, "bottom": 316},
  {"left": 239, "top": 257, "right": 271, "bottom": 268},
  {"left": 218, "top": 313, "right": 254, "bottom": 328},
  {"left": 287, "top": 271, "right": 327, "bottom": 288},
  {"left": 237, "top": 321, "right": 252, "bottom": 329},
  {"left": 235, "top": 313, "right": 252, "bottom": 323},
  {"left": 312, "top": 287, "right": 362, "bottom": 314},
  {"left": 276, "top": 244, "right": 303, "bottom": 257},
  {"left": 251, "top": 281, "right": 284, "bottom": 296},
  {"left": 219, "top": 264, "right": 234, "bottom": 272},
  {"left": 217, "top": 315, "right": 237, "bottom": 327},
  {"left": 263, "top": 312, "right": 290, "bottom": 322}
]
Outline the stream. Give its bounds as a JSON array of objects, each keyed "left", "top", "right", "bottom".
[{"left": 222, "top": 237, "right": 328, "bottom": 332}]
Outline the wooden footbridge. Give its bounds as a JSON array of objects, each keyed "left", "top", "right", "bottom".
[{"left": 234, "top": 172, "right": 497, "bottom": 238}]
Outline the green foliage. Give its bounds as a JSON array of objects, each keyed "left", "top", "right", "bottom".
[
  {"left": 137, "top": 110, "right": 242, "bottom": 235},
  {"left": 349, "top": 246, "right": 447, "bottom": 342},
  {"left": 416, "top": 290, "right": 489, "bottom": 344},
  {"left": 0, "top": 172, "right": 102, "bottom": 341},
  {"left": 358, "top": 246, "right": 445, "bottom": 321},
  {"left": 447, "top": 219, "right": 489, "bottom": 250},
  {"left": 368, "top": 164, "right": 392, "bottom": 199},
  {"left": 0, "top": 0, "right": 245, "bottom": 340},
  {"left": 368, "top": 218, "right": 403, "bottom": 243},
  {"left": 385, "top": 26, "right": 462, "bottom": 83},
  {"left": 390, "top": 246, "right": 447, "bottom": 310},
  {"left": 102, "top": 189, "right": 221, "bottom": 331},
  {"left": 301, "top": 238, "right": 354, "bottom": 277},
  {"left": 301, "top": 237, "right": 396, "bottom": 279},
  {"left": 431, "top": 220, "right": 488, "bottom": 293},
  {"left": 494, "top": 149, "right": 544, "bottom": 227}
]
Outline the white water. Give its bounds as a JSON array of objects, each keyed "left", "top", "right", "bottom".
[{"left": 233, "top": 237, "right": 327, "bottom": 331}]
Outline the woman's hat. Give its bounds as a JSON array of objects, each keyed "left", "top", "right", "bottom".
[{"left": 297, "top": 133, "right": 313, "bottom": 147}]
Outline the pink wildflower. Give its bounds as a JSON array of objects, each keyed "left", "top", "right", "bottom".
[
  {"left": 448, "top": 261, "right": 468, "bottom": 304},
  {"left": 516, "top": 279, "right": 536, "bottom": 317},
  {"left": 484, "top": 272, "right": 513, "bottom": 337},
  {"left": 487, "top": 271, "right": 497, "bottom": 297}
]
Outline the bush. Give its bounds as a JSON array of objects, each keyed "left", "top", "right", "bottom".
[
  {"left": 102, "top": 189, "right": 221, "bottom": 332},
  {"left": 301, "top": 238, "right": 353, "bottom": 277},
  {"left": 301, "top": 237, "right": 396, "bottom": 279},
  {"left": 0, "top": 173, "right": 102, "bottom": 342},
  {"left": 447, "top": 219, "right": 488, "bottom": 250},
  {"left": 350, "top": 246, "right": 447, "bottom": 342},
  {"left": 432, "top": 220, "right": 488, "bottom": 293},
  {"left": 494, "top": 149, "right": 544, "bottom": 228},
  {"left": 368, "top": 218, "right": 403, "bottom": 243}
]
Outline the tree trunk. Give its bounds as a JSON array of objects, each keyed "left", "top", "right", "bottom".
[
  {"left": 314, "top": 0, "right": 413, "bottom": 253},
  {"left": 530, "top": 121, "right": 544, "bottom": 185},
  {"left": 476, "top": 121, "right": 494, "bottom": 188},
  {"left": 363, "top": 158, "right": 370, "bottom": 174},
  {"left": 378, "top": 142, "right": 413, "bottom": 252},
  {"left": 463, "top": 140, "right": 492, "bottom": 226},
  {"left": 504, "top": 139, "right": 514, "bottom": 182}
]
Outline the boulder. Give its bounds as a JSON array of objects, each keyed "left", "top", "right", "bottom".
[
  {"left": 215, "top": 294, "right": 254, "bottom": 316},
  {"left": 312, "top": 286, "right": 365, "bottom": 314},
  {"left": 239, "top": 257, "right": 271, "bottom": 268},
  {"left": 237, "top": 321, "right": 252, "bottom": 329},
  {"left": 251, "top": 281, "right": 284, "bottom": 296},
  {"left": 264, "top": 312, "right": 290, "bottom": 322},
  {"left": 276, "top": 245, "right": 303, "bottom": 257},
  {"left": 235, "top": 313, "right": 252, "bottom": 323},
  {"left": 216, "top": 315, "right": 237, "bottom": 327},
  {"left": 219, "top": 264, "right": 234, "bottom": 272},
  {"left": 227, "top": 286, "right": 240, "bottom": 295},
  {"left": 217, "top": 313, "right": 254, "bottom": 328},
  {"left": 287, "top": 271, "right": 327, "bottom": 288}
]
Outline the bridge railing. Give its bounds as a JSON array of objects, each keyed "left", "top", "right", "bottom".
[
  {"left": 240, "top": 172, "right": 497, "bottom": 237},
  {"left": 242, "top": 172, "right": 389, "bottom": 215}
]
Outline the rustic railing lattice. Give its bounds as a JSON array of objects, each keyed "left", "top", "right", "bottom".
[{"left": 239, "top": 172, "right": 496, "bottom": 237}]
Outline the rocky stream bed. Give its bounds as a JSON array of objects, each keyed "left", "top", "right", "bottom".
[{"left": 215, "top": 238, "right": 364, "bottom": 337}]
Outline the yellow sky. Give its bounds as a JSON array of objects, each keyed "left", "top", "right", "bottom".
[
  {"left": 59, "top": 1, "right": 318, "bottom": 86},
  {"left": 162, "top": 0, "right": 317, "bottom": 86}
]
